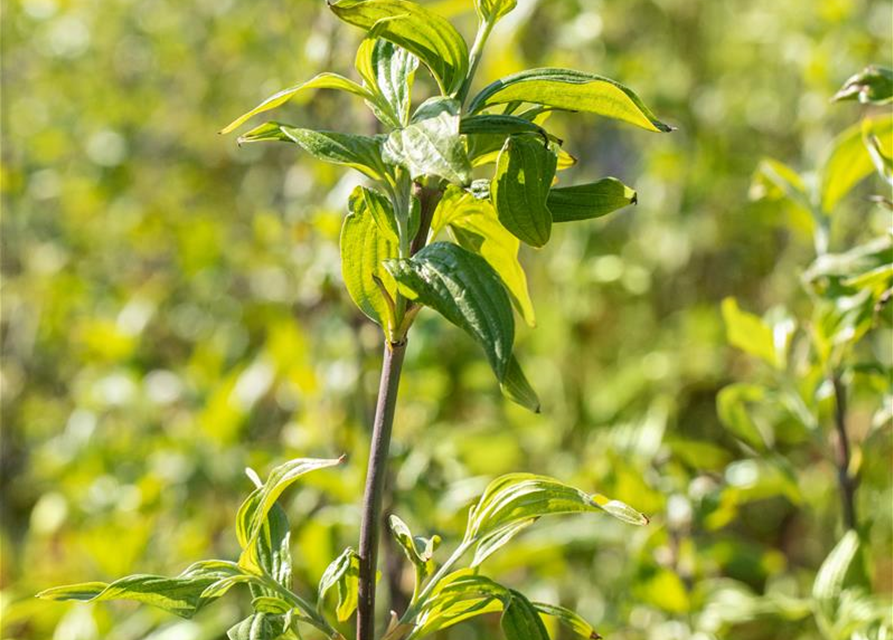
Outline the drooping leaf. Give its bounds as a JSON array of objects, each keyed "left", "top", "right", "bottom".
[
  {"left": 464, "top": 473, "right": 648, "bottom": 553},
  {"left": 385, "top": 242, "right": 514, "bottom": 381},
  {"left": 500, "top": 355, "right": 541, "bottom": 414},
  {"left": 220, "top": 73, "right": 373, "bottom": 134},
  {"left": 532, "top": 602, "right": 602, "bottom": 639},
  {"left": 37, "top": 561, "right": 250, "bottom": 619},
  {"left": 547, "top": 178, "right": 637, "bottom": 223},
  {"left": 384, "top": 97, "right": 472, "bottom": 184},
  {"left": 833, "top": 65, "right": 893, "bottom": 104},
  {"left": 474, "top": 0, "right": 517, "bottom": 22},
  {"left": 501, "top": 591, "right": 550, "bottom": 640},
  {"left": 318, "top": 547, "right": 361, "bottom": 622},
  {"left": 820, "top": 114, "right": 893, "bottom": 212},
  {"left": 491, "top": 135, "right": 557, "bottom": 247},
  {"left": 356, "top": 37, "right": 419, "bottom": 127},
  {"left": 329, "top": 0, "right": 468, "bottom": 95},
  {"left": 341, "top": 187, "right": 400, "bottom": 328},
  {"left": 469, "top": 68, "right": 673, "bottom": 133},
  {"left": 236, "top": 457, "right": 344, "bottom": 569},
  {"left": 237, "top": 123, "right": 394, "bottom": 184},
  {"left": 721, "top": 297, "right": 785, "bottom": 368},
  {"left": 432, "top": 186, "right": 536, "bottom": 327}
]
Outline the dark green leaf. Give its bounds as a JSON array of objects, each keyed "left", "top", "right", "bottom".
[
  {"left": 833, "top": 66, "right": 893, "bottom": 104},
  {"left": 491, "top": 135, "right": 557, "bottom": 247},
  {"left": 329, "top": 0, "right": 468, "bottom": 95},
  {"left": 460, "top": 115, "right": 549, "bottom": 139},
  {"left": 469, "top": 68, "right": 673, "bottom": 133},
  {"left": 384, "top": 97, "right": 472, "bottom": 184},
  {"left": 385, "top": 242, "right": 514, "bottom": 381},
  {"left": 501, "top": 591, "right": 550, "bottom": 640},
  {"left": 547, "top": 178, "right": 637, "bottom": 223},
  {"left": 237, "top": 123, "right": 394, "bottom": 184},
  {"left": 532, "top": 602, "right": 601, "bottom": 639}
]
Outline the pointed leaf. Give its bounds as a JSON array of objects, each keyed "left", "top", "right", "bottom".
[
  {"left": 471, "top": 518, "right": 536, "bottom": 567},
  {"left": 500, "top": 355, "right": 541, "bottom": 413},
  {"left": 491, "top": 135, "right": 557, "bottom": 247},
  {"left": 415, "top": 570, "right": 508, "bottom": 637},
  {"left": 548, "top": 178, "right": 637, "bottom": 223},
  {"left": 501, "top": 591, "right": 550, "bottom": 640},
  {"left": 385, "top": 242, "right": 514, "bottom": 380},
  {"left": 532, "top": 602, "right": 601, "bottom": 639},
  {"left": 341, "top": 187, "right": 400, "bottom": 327},
  {"left": 820, "top": 114, "right": 893, "bottom": 212},
  {"left": 238, "top": 123, "right": 394, "bottom": 183},
  {"left": 433, "top": 186, "right": 536, "bottom": 327},
  {"left": 813, "top": 530, "right": 861, "bottom": 603},
  {"left": 356, "top": 38, "right": 419, "bottom": 127},
  {"left": 384, "top": 97, "right": 472, "bottom": 184},
  {"left": 220, "top": 73, "right": 373, "bottom": 134},
  {"left": 330, "top": 0, "right": 468, "bottom": 95},
  {"left": 833, "top": 66, "right": 893, "bottom": 104},
  {"left": 464, "top": 473, "right": 648, "bottom": 547},
  {"left": 469, "top": 68, "right": 673, "bottom": 133},
  {"left": 460, "top": 114, "right": 549, "bottom": 139}
]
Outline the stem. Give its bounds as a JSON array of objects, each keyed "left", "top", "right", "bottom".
[
  {"left": 831, "top": 372, "right": 858, "bottom": 530},
  {"left": 457, "top": 18, "right": 495, "bottom": 107}
]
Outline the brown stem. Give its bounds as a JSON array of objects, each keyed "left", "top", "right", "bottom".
[
  {"left": 357, "top": 341, "right": 407, "bottom": 640},
  {"left": 831, "top": 373, "right": 858, "bottom": 531}
]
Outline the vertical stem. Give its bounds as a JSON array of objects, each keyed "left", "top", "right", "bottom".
[
  {"left": 457, "top": 18, "right": 494, "bottom": 107},
  {"left": 357, "top": 340, "right": 407, "bottom": 640},
  {"left": 831, "top": 373, "right": 857, "bottom": 530}
]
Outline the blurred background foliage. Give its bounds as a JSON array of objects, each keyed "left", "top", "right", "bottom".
[{"left": 1, "top": 0, "right": 891, "bottom": 638}]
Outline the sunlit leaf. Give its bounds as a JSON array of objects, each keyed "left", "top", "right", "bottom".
[
  {"left": 384, "top": 97, "right": 472, "bottom": 184},
  {"left": 469, "top": 68, "right": 673, "bottom": 132},
  {"left": 227, "top": 613, "right": 279, "bottom": 640},
  {"left": 318, "top": 547, "right": 360, "bottom": 622},
  {"left": 460, "top": 114, "right": 549, "bottom": 139},
  {"left": 414, "top": 570, "right": 508, "bottom": 636},
  {"left": 547, "top": 178, "right": 637, "bottom": 223},
  {"left": 491, "top": 135, "right": 557, "bottom": 247},
  {"left": 721, "top": 297, "right": 783, "bottom": 368},
  {"left": 385, "top": 242, "right": 515, "bottom": 381},
  {"left": 330, "top": 0, "right": 468, "bottom": 95},
  {"left": 356, "top": 37, "right": 419, "bottom": 127},
  {"left": 341, "top": 187, "right": 400, "bottom": 328},
  {"left": 533, "top": 602, "right": 602, "bottom": 639},
  {"left": 220, "top": 73, "right": 373, "bottom": 134},
  {"left": 238, "top": 123, "right": 395, "bottom": 183},
  {"left": 388, "top": 515, "right": 440, "bottom": 572},
  {"left": 474, "top": 0, "right": 517, "bottom": 22},
  {"left": 749, "top": 158, "right": 813, "bottom": 216},
  {"left": 820, "top": 114, "right": 893, "bottom": 212}
]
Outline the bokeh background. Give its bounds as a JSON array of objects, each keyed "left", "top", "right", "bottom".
[{"left": 2, "top": 0, "right": 892, "bottom": 638}]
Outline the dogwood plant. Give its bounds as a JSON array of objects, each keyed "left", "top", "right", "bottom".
[{"left": 39, "top": 1, "right": 672, "bottom": 639}]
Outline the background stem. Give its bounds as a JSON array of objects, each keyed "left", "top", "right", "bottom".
[
  {"left": 831, "top": 372, "right": 858, "bottom": 530},
  {"left": 357, "top": 341, "right": 407, "bottom": 640}
]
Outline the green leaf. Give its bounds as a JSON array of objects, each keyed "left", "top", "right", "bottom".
[
  {"left": 500, "top": 355, "right": 541, "bottom": 414},
  {"left": 252, "top": 596, "right": 293, "bottom": 614},
  {"left": 329, "top": 0, "right": 469, "bottom": 95},
  {"left": 464, "top": 473, "right": 648, "bottom": 552},
  {"left": 813, "top": 531, "right": 861, "bottom": 621},
  {"left": 432, "top": 186, "right": 536, "bottom": 327},
  {"left": 384, "top": 97, "right": 472, "bottom": 184},
  {"left": 474, "top": 0, "right": 517, "bottom": 22},
  {"left": 385, "top": 242, "right": 514, "bottom": 380},
  {"left": 833, "top": 65, "right": 893, "bottom": 104},
  {"left": 227, "top": 613, "right": 291, "bottom": 640},
  {"left": 356, "top": 37, "right": 419, "bottom": 127},
  {"left": 318, "top": 547, "right": 360, "bottom": 622},
  {"left": 547, "top": 178, "right": 637, "bottom": 223},
  {"left": 501, "top": 591, "right": 550, "bottom": 640},
  {"left": 471, "top": 518, "right": 536, "bottom": 567},
  {"left": 237, "top": 123, "right": 394, "bottom": 184},
  {"left": 341, "top": 187, "right": 400, "bottom": 328},
  {"left": 460, "top": 114, "right": 549, "bottom": 139},
  {"left": 37, "top": 561, "right": 248, "bottom": 619},
  {"left": 414, "top": 570, "right": 508, "bottom": 636},
  {"left": 716, "top": 383, "right": 772, "bottom": 449},
  {"left": 237, "top": 457, "right": 344, "bottom": 570},
  {"left": 491, "top": 135, "right": 557, "bottom": 247},
  {"left": 220, "top": 73, "right": 373, "bottom": 134},
  {"left": 721, "top": 297, "right": 784, "bottom": 368},
  {"left": 820, "top": 114, "right": 893, "bottom": 212},
  {"left": 469, "top": 68, "right": 673, "bottom": 133},
  {"left": 388, "top": 515, "right": 440, "bottom": 571},
  {"left": 749, "top": 158, "right": 813, "bottom": 215},
  {"left": 532, "top": 602, "right": 601, "bottom": 639}
]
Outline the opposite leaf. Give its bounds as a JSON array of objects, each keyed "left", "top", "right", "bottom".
[
  {"left": 341, "top": 187, "right": 400, "bottom": 329},
  {"left": 469, "top": 68, "right": 673, "bottom": 133},
  {"left": 491, "top": 135, "right": 557, "bottom": 247},
  {"left": 329, "top": 0, "right": 468, "bottom": 95},
  {"left": 547, "top": 178, "right": 637, "bottom": 223}
]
